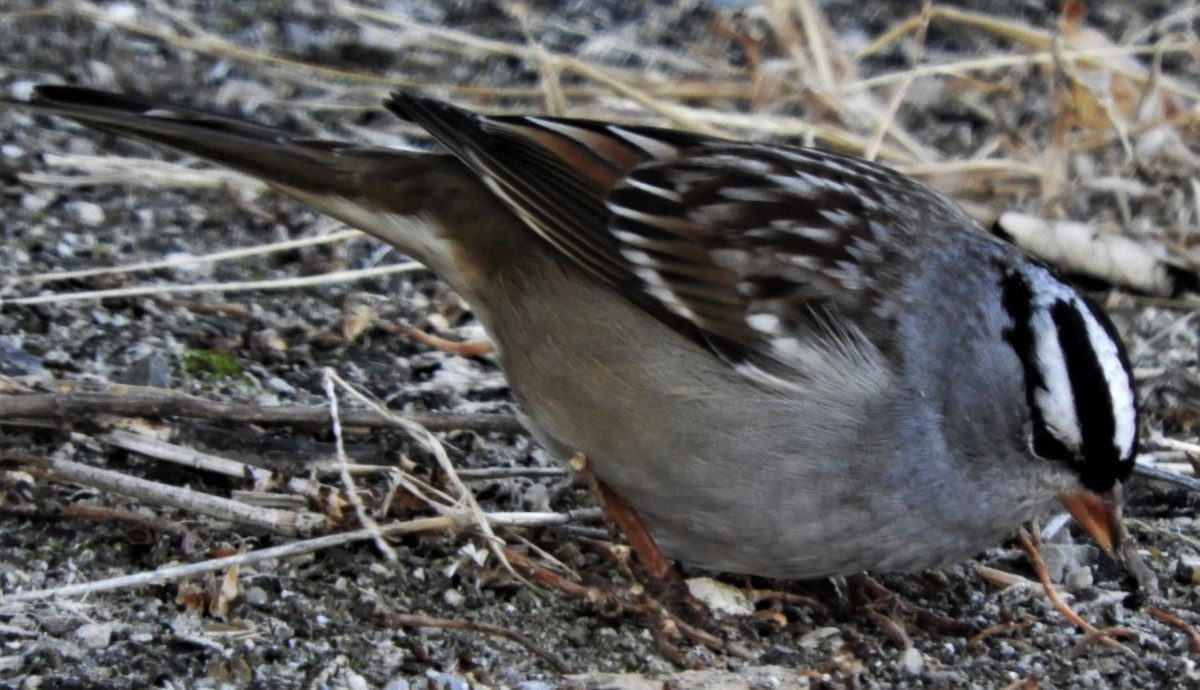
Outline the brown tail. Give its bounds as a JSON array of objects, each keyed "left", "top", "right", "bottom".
[{"left": 20, "top": 85, "right": 398, "bottom": 199}]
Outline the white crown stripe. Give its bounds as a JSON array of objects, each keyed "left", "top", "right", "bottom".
[
  {"left": 1029, "top": 304, "right": 1085, "bottom": 452},
  {"left": 1078, "top": 302, "right": 1138, "bottom": 457}
]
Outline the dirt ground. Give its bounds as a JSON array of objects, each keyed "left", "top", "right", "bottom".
[{"left": 1, "top": 1, "right": 1199, "bottom": 688}]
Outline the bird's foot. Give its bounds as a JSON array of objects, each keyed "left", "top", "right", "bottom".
[
  {"left": 846, "top": 573, "right": 979, "bottom": 648},
  {"left": 569, "top": 452, "right": 709, "bottom": 615}
]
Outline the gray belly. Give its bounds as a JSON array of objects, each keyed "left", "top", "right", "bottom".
[{"left": 482, "top": 268, "right": 1064, "bottom": 579}]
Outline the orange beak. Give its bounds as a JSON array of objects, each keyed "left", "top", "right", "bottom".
[{"left": 1059, "top": 487, "right": 1122, "bottom": 553}]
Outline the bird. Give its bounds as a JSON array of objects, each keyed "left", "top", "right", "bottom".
[{"left": 10, "top": 85, "right": 1138, "bottom": 580}]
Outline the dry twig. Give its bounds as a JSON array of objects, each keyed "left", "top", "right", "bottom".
[
  {"left": 0, "top": 382, "right": 523, "bottom": 435},
  {"left": 1146, "top": 606, "right": 1200, "bottom": 655},
  {"left": 1016, "top": 529, "right": 1134, "bottom": 656}
]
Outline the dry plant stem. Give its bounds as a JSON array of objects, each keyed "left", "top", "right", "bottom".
[
  {"left": 0, "top": 383, "right": 524, "bottom": 434},
  {"left": 502, "top": 547, "right": 602, "bottom": 603},
  {"left": 1069, "top": 628, "right": 1139, "bottom": 659},
  {"left": 968, "top": 620, "right": 1035, "bottom": 647},
  {"left": 2, "top": 451, "right": 325, "bottom": 538},
  {"left": 378, "top": 610, "right": 571, "bottom": 673},
  {"left": 859, "top": 5, "right": 1055, "bottom": 59},
  {"left": 58, "top": 504, "right": 193, "bottom": 539},
  {"left": 383, "top": 323, "right": 494, "bottom": 356},
  {"left": 1050, "top": 35, "right": 1133, "bottom": 161},
  {"left": 503, "top": 548, "right": 725, "bottom": 654},
  {"left": 745, "top": 586, "right": 829, "bottom": 614},
  {"left": 863, "top": 1, "right": 932, "bottom": 162},
  {"left": 560, "top": 57, "right": 728, "bottom": 138},
  {"left": 846, "top": 574, "right": 913, "bottom": 648},
  {"left": 975, "top": 564, "right": 1045, "bottom": 595},
  {"left": 854, "top": 5, "right": 1199, "bottom": 100},
  {"left": 229, "top": 491, "right": 309, "bottom": 510},
  {"left": 3, "top": 261, "right": 424, "bottom": 306},
  {"left": 0, "top": 511, "right": 570, "bottom": 605},
  {"left": 104, "top": 429, "right": 274, "bottom": 487},
  {"left": 848, "top": 573, "right": 977, "bottom": 640},
  {"left": 323, "top": 370, "right": 514, "bottom": 578},
  {"left": 10, "top": 181, "right": 358, "bottom": 288},
  {"left": 860, "top": 606, "right": 913, "bottom": 649},
  {"left": 1016, "top": 529, "right": 1133, "bottom": 655},
  {"left": 998, "top": 677, "right": 1041, "bottom": 690},
  {"left": 1135, "top": 463, "right": 1200, "bottom": 493},
  {"left": 323, "top": 371, "right": 396, "bottom": 561},
  {"left": 1147, "top": 606, "right": 1200, "bottom": 654}
]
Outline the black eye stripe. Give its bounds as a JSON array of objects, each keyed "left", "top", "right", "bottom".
[
  {"left": 1048, "top": 299, "right": 1123, "bottom": 489},
  {"left": 1000, "top": 271, "right": 1072, "bottom": 461}
]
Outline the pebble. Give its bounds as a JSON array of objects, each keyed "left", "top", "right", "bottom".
[
  {"left": 684, "top": 577, "right": 753, "bottom": 618},
  {"left": 75, "top": 623, "right": 114, "bottom": 650},
  {"left": 21, "top": 191, "right": 55, "bottom": 213},
  {"left": 900, "top": 647, "right": 924, "bottom": 675},
  {"left": 442, "top": 588, "right": 465, "bottom": 608},
  {"left": 244, "top": 587, "right": 269, "bottom": 607},
  {"left": 426, "top": 672, "right": 470, "bottom": 690},
  {"left": 1038, "top": 543, "right": 1098, "bottom": 583},
  {"left": 265, "top": 375, "right": 297, "bottom": 396},
  {"left": 1176, "top": 555, "right": 1200, "bottom": 584},
  {"left": 0, "top": 341, "right": 47, "bottom": 378},
  {"left": 118, "top": 352, "right": 171, "bottom": 388},
  {"left": 67, "top": 200, "right": 106, "bottom": 227},
  {"left": 798, "top": 626, "right": 842, "bottom": 650},
  {"left": 1064, "top": 565, "right": 1094, "bottom": 591}
]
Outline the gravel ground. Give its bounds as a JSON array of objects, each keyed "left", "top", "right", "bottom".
[{"left": 1, "top": 1, "right": 1199, "bottom": 688}]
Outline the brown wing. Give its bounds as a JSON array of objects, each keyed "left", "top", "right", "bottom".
[{"left": 387, "top": 94, "right": 976, "bottom": 378}]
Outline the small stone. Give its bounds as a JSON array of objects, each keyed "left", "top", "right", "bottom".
[
  {"left": 684, "top": 577, "right": 754, "bottom": 618},
  {"left": 21, "top": 191, "right": 55, "bottom": 213},
  {"left": 8, "top": 79, "right": 36, "bottom": 100},
  {"left": 426, "top": 672, "right": 470, "bottom": 690},
  {"left": 264, "top": 376, "right": 297, "bottom": 396},
  {"left": 798, "top": 626, "right": 843, "bottom": 649},
  {"left": 243, "top": 587, "right": 269, "bottom": 607},
  {"left": 900, "top": 647, "right": 924, "bottom": 675},
  {"left": 342, "top": 670, "right": 369, "bottom": 690},
  {"left": 442, "top": 588, "right": 465, "bottom": 608},
  {"left": 1064, "top": 565, "right": 1094, "bottom": 591},
  {"left": 1039, "top": 543, "right": 1098, "bottom": 583},
  {"left": 118, "top": 352, "right": 170, "bottom": 388},
  {"left": 75, "top": 622, "right": 114, "bottom": 650},
  {"left": 67, "top": 200, "right": 106, "bottom": 227},
  {"left": 0, "top": 341, "right": 47, "bottom": 378},
  {"left": 1176, "top": 555, "right": 1200, "bottom": 584},
  {"left": 458, "top": 542, "right": 488, "bottom": 567}
]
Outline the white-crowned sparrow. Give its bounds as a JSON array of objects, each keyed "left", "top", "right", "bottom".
[{"left": 13, "top": 86, "right": 1138, "bottom": 579}]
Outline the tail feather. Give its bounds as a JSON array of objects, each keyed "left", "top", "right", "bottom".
[{"left": 22, "top": 85, "right": 385, "bottom": 198}]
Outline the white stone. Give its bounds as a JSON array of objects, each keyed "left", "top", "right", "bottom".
[{"left": 684, "top": 576, "right": 753, "bottom": 618}]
